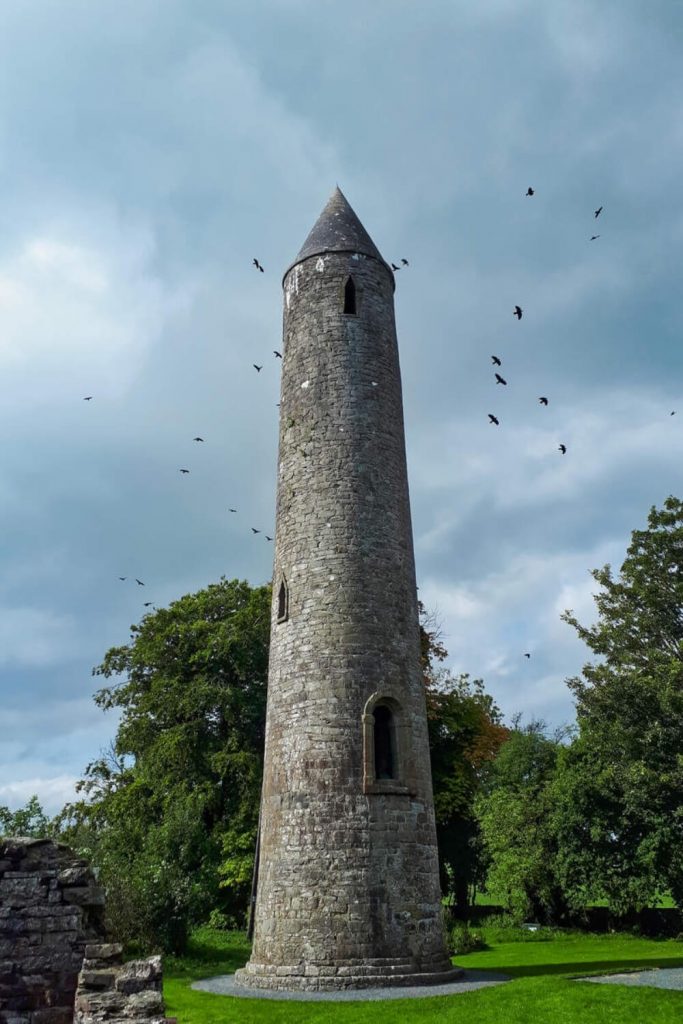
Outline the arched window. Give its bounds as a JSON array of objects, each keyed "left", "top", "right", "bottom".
[
  {"left": 362, "top": 693, "right": 411, "bottom": 794},
  {"left": 373, "top": 705, "right": 395, "bottom": 780},
  {"left": 277, "top": 577, "right": 289, "bottom": 622},
  {"left": 343, "top": 276, "right": 357, "bottom": 315}
]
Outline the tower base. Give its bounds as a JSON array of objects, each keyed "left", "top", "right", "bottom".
[{"left": 234, "top": 956, "right": 462, "bottom": 992}]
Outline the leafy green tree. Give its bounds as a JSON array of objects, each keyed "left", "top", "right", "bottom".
[
  {"left": 476, "top": 719, "right": 569, "bottom": 923},
  {"left": 59, "top": 578, "right": 270, "bottom": 953},
  {"left": 558, "top": 496, "right": 683, "bottom": 911},
  {"left": 420, "top": 603, "right": 508, "bottom": 910},
  {"left": 0, "top": 795, "right": 52, "bottom": 837}
]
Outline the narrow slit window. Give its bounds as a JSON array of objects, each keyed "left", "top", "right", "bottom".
[
  {"left": 343, "top": 276, "right": 357, "bottom": 315},
  {"left": 277, "top": 577, "right": 289, "bottom": 622},
  {"left": 374, "top": 705, "right": 395, "bottom": 780}
]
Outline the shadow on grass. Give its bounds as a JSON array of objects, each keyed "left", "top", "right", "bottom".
[
  {"left": 487, "top": 957, "right": 683, "bottom": 979},
  {"left": 165, "top": 930, "right": 251, "bottom": 980}
]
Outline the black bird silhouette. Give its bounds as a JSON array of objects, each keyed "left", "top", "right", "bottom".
[
  {"left": 539, "top": 396, "right": 549, "bottom": 406},
  {"left": 274, "top": 350, "right": 282, "bottom": 358},
  {"left": 401, "top": 258, "right": 409, "bottom": 266},
  {"left": 559, "top": 444, "right": 567, "bottom": 454},
  {"left": 513, "top": 305, "right": 523, "bottom": 320},
  {"left": 524, "top": 652, "right": 531, "bottom": 658},
  {"left": 144, "top": 602, "right": 153, "bottom": 607},
  {"left": 265, "top": 535, "right": 273, "bottom": 541},
  {"left": 135, "top": 579, "right": 144, "bottom": 586},
  {"left": 83, "top": 396, "right": 93, "bottom": 401},
  {"left": 488, "top": 414, "right": 500, "bottom": 425},
  {"left": 671, "top": 412, "right": 676, "bottom": 417},
  {"left": 491, "top": 355, "right": 502, "bottom": 366},
  {"left": 590, "top": 235, "right": 600, "bottom": 241},
  {"left": 229, "top": 508, "right": 237, "bottom": 512},
  {"left": 251, "top": 528, "right": 261, "bottom": 534},
  {"left": 253, "top": 364, "right": 263, "bottom": 372},
  {"left": 594, "top": 206, "right": 603, "bottom": 219},
  {"left": 495, "top": 373, "right": 507, "bottom": 385},
  {"left": 391, "top": 262, "right": 400, "bottom": 271},
  {"left": 179, "top": 468, "right": 190, "bottom": 474},
  {"left": 118, "top": 577, "right": 127, "bottom": 581},
  {"left": 193, "top": 437, "right": 204, "bottom": 442},
  {"left": 526, "top": 187, "right": 535, "bottom": 196},
  {"left": 253, "top": 258, "right": 264, "bottom": 272}
]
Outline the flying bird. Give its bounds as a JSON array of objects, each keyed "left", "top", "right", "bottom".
[
  {"left": 229, "top": 508, "right": 238, "bottom": 512},
  {"left": 118, "top": 577, "right": 127, "bottom": 581},
  {"left": 179, "top": 468, "right": 190, "bottom": 474},
  {"left": 594, "top": 206, "right": 603, "bottom": 219},
  {"left": 83, "top": 396, "right": 93, "bottom": 401},
  {"left": 491, "top": 356, "right": 502, "bottom": 366},
  {"left": 251, "top": 527, "right": 261, "bottom": 534},
  {"left": 144, "top": 602, "right": 153, "bottom": 607},
  {"left": 391, "top": 262, "right": 400, "bottom": 271},
  {"left": 135, "top": 579, "right": 145, "bottom": 586},
  {"left": 253, "top": 258, "right": 264, "bottom": 272},
  {"left": 193, "top": 437, "right": 204, "bottom": 442},
  {"left": 524, "top": 653, "right": 531, "bottom": 658},
  {"left": 525, "top": 187, "right": 534, "bottom": 196},
  {"left": 274, "top": 350, "right": 282, "bottom": 358},
  {"left": 253, "top": 364, "right": 263, "bottom": 373},
  {"left": 539, "top": 396, "right": 549, "bottom": 406},
  {"left": 488, "top": 414, "right": 500, "bottom": 425},
  {"left": 513, "top": 306, "right": 523, "bottom": 320},
  {"left": 265, "top": 535, "right": 273, "bottom": 541},
  {"left": 559, "top": 444, "right": 567, "bottom": 454},
  {"left": 495, "top": 373, "right": 507, "bottom": 385},
  {"left": 671, "top": 412, "right": 676, "bottom": 417},
  {"left": 401, "top": 258, "right": 409, "bottom": 266},
  {"left": 590, "top": 235, "right": 600, "bottom": 241}
]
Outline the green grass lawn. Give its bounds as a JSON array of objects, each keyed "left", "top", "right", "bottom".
[{"left": 164, "top": 927, "right": 683, "bottom": 1024}]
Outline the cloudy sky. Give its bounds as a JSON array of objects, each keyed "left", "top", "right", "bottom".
[{"left": 1, "top": 0, "right": 682, "bottom": 814}]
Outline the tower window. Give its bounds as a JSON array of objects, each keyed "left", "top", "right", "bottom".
[
  {"left": 343, "top": 276, "right": 357, "bottom": 315},
  {"left": 277, "top": 577, "right": 289, "bottom": 622},
  {"left": 362, "top": 693, "right": 412, "bottom": 795},
  {"left": 373, "top": 705, "right": 395, "bottom": 780}
]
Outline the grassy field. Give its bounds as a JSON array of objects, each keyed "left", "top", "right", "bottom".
[
  {"left": 164, "top": 926, "right": 683, "bottom": 1023},
  {"left": 471, "top": 890, "right": 677, "bottom": 909}
]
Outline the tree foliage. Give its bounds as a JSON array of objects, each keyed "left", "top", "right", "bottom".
[
  {"left": 59, "top": 578, "right": 270, "bottom": 953},
  {"left": 558, "top": 496, "right": 683, "bottom": 911},
  {"left": 420, "top": 603, "right": 508, "bottom": 909},
  {"left": 0, "top": 795, "right": 53, "bottom": 838},
  {"left": 476, "top": 719, "right": 569, "bottom": 923}
]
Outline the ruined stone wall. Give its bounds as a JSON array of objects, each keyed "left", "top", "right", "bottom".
[
  {"left": 73, "top": 945, "right": 167, "bottom": 1024},
  {"left": 0, "top": 837, "right": 106, "bottom": 1024},
  {"left": 238, "top": 244, "right": 454, "bottom": 990},
  {"left": 0, "top": 840, "right": 170, "bottom": 1024}
]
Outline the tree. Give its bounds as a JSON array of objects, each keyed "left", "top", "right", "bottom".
[
  {"left": 558, "top": 496, "right": 683, "bottom": 911},
  {"left": 59, "top": 578, "right": 270, "bottom": 953},
  {"left": 476, "top": 719, "right": 569, "bottom": 923},
  {"left": 420, "top": 603, "right": 508, "bottom": 910},
  {"left": 0, "top": 795, "right": 52, "bottom": 838}
]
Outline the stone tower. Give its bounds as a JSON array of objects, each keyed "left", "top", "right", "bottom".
[{"left": 236, "top": 188, "right": 456, "bottom": 991}]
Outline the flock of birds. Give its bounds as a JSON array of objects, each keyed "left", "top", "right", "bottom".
[
  {"left": 486, "top": 197, "right": 609, "bottom": 455},
  {"left": 82, "top": 248, "right": 414, "bottom": 613},
  {"left": 79, "top": 195, "right": 639, "bottom": 659}
]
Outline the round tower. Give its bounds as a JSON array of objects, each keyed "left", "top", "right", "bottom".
[{"left": 236, "top": 188, "right": 456, "bottom": 991}]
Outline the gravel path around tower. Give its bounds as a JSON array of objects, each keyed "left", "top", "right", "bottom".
[
  {"left": 191, "top": 970, "right": 511, "bottom": 1001},
  {"left": 579, "top": 967, "right": 683, "bottom": 991}
]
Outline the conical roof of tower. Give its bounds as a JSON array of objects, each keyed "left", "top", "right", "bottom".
[{"left": 284, "top": 187, "right": 394, "bottom": 284}]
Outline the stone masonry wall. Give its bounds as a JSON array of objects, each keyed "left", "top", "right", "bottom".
[
  {"left": 0, "top": 837, "right": 106, "bottom": 1024},
  {"left": 73, "top": 945, "right": 168, "bottom": 1024},
  {"left": 0, "top": 840, "right": 170, "bottom": 1024}
]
